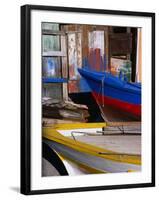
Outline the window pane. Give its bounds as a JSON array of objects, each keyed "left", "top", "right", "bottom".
[
  {"left": 43, "top": 35, "right": 60, "bottom": 52},
  {"left": 42, "top": 83, "right": 62, "bottom": 100},
  {"left": 42, "top": 57, "right": 61, "bottom": 78},
  {"left": 42, "top": 23, "right": 59, "bottom": 31}
]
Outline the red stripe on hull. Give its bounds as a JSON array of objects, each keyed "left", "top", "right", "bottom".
[{"left": 92, "top": 92, "right": 141, "bottom": 118}]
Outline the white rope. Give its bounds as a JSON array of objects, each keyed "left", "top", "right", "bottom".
[{"left": 96, "top": 74, "right": 106, "bottom": 107}]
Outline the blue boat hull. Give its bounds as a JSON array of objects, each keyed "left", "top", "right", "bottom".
[{"left": 78, "top": 68, "right": 141, "bottom": 118}]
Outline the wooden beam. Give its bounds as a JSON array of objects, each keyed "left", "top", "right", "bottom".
[
  {"left": 105, "top": 27, "right": 109, "bottom": 71},
  {"left": 82, "top": 25, "right": 89, "bottom": 59},
  {"left": 131, "top": 28, "right": 137, "bottom": 82},
  {"left": 42, "top": 51, "right": 67, "bottom": 57},
  {"left": 42, "top": 30, "right": 66, "bottom": 35}
]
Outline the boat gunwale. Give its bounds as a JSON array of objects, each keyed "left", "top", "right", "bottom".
[{"left": 78, "top": 68, "right": 141, "bottom": 95}]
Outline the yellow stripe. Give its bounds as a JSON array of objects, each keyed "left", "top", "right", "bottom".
[
  {"left": 43, "top": 127, "right": 141, "bottom": 165},
  {"left": 48, "top": 122, "right": 106, "bottom": 130},
  {"left": 60, "top": 153, "right": 107, "bottom": 174},
  {"left": 127, "top": 169, "right": 136, "bottom": 172}
]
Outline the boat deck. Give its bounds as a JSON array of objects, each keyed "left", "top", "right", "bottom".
[{"left": 70, "top": 135, "right": 141, "bottom": 155}]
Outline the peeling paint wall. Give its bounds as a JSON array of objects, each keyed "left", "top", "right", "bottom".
[
  {"left": 67, "top": 33, "right": 82, "bottom": 80},
  {"left": 68, "top": 33, "right": 78, "bottom": 80},
  {"left": 63, "top": 25, "right": 108, "bottom": 93},
  {"left": 88, "top": 31, "right": 104, "bottom": 57},
  {"left": 76, "top": 33, "right": 82, "bottom": 68}
]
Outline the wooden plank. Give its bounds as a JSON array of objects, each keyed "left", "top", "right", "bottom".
[
  {"left": 43, "top": 118, "right": 87, "bottom": 127},
  {"left": 126, "top": 27, "right": 131, "bottom": 60},
  {"left": 82, "top": 25, "right": 89, "bottom": 59},
  {"left": 106, "top": 121, "right": 141, "bottom": 127},
  {"left": 105, "top": 27, "right": 109, "bottom": 71},
  {"left": 43, "top": 30, "right": 82, "bottom": 35},
  {"left": 108, "top": 27, "right": 113, "bottom": 68},
  {"left": 67, "top": 28, "right": 82, "bottom": 84},
  {"left": 76, "top": 32, "right": 82, "bottom": 68},
  {"left": 42, "top": 30, "right": 66, "bottom": 35},
  {"left": 68, "top": 33, "right": 77, "bottom": 80},
  {"left": 43, "top": 51, "right": 67, "bottom": 57},
  {"left": 131, "top": 28, "right": 137, "bottom": 82},
  {"left": 136, "top": 28, "right": 142, "bottom": 82},
  {"left": 62, "top": 83, "right": 68, "bottom": 101},
  {"left": 61, "top": 35, "right": 68, "bottom": 78}
]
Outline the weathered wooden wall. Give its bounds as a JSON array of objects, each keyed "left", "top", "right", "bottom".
[
  {"left": 42, "top": 23, "right": 139, "bottom": 98},
  {"left": 62, "top": 24, "right": 109, "bottom": 93}
]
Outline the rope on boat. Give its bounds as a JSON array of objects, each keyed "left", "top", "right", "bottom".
[
  {"left": 70, "top": 128, "right": 141, "bottom": 141},
  {"left": 96, "top": 74, "right": 106, "bottom": 107}
]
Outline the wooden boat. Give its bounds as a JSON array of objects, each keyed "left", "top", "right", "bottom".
[
  {"left": 78, "top": 68, "right": 141, "bottom": 119},
  {"left": 43, "top": 124, "right": 141, "bottom": 174}
]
